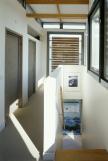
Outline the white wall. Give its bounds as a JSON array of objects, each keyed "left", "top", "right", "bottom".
[
  {"left": 44, "top": 76, "right": 56, "bottom": 160},
  {"left": 44, "top": 67, "right": 63, "bottom": 160},
  {"left": 0, "top": 0, "right": 46, "bottom": 130},
  {"left": 81, "top": 0, "right": 108, "bottom": 150},
  {"left": 62, "top": 63, "right": 108, "bottom": 151},
  {"left": 82, "top": 68, "right": 108, "bottom": 150}
]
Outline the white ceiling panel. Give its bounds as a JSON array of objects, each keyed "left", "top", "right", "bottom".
[
  {"left": 31, "top": 4, "right": 58, "bottom": 14},
  {"left": 60, "top": 5, "right": 88, "bottom": 14},
  {"left": 41, "top": 18, "right": 60, "bottom": 22}
]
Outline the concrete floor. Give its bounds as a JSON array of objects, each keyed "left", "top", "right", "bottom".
[
  {"left": 0, "top": 88, "right": 82, "bottom": 161},
  {"left": 0, "top": 117, "right": 52, "bottom": 161},
  {"left": 15, "top": 86, "right": 44, "bottom": 156},
  {"left": 0, "top": 118, "right": 35, "bottom": 161},
  {"left": 0, "top": 86, "right": 49, "bottom": 161}
]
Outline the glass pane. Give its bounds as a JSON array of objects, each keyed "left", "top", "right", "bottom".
[
  {"left": 104, "top": 0, "right": 108, "bottom": 80},
  {"left": 43, "top": 24, "right": 60, "bottom": 29},
  {"left": 63, "top": 24, "right": 86, "bottom": 30},
  {"left": 90, "top": 8, "right": 100, "bottom": 73}
]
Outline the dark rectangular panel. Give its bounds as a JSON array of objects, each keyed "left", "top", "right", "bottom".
[
  {"left": 5, "top": 31, "right": 22, "bottom": 115},
  {"left": 28, "top": 40, "right": 36, "bottom": 98}
]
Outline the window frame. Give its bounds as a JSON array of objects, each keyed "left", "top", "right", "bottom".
[
  {"left": 88, "top": 0, "right": 108, "bottom": 84},
  {"left": 88, "top": 0, "right": 103, "bottom": 78},
  {"left": 42, "top": 22, "right": 86, "bottom": 30},
  {"left": 101, "top": 0, "right": 108, "bottom": 83},
  {"left": 47, "top": 32, "right": 85, "bottom": 75}
]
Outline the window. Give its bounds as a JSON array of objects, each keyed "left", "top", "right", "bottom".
[
  {"left": 48, "top": 33, "right": 84, "bottom": 74},
  {"left": 88, "top": 0, "right": 101, "bottom": 75},
  {"left": 43, "top": 22, "right": 86, "bottom": 30},
  {"left": 88, "top": 0, "right": 108, "bottom": 86},
  {"left": 91, "top": 8, "right": 100, "bottom": 73},
  {"left": 43, "top": 23, "right": 60, "bottom": 29},
  {"left": 63, "top": 23, "right": 86, "bottom": 30}
]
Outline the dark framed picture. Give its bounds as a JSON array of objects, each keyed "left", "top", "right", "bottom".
[{"left": 68, "top": 76, "right": 78, "bottom": 87}]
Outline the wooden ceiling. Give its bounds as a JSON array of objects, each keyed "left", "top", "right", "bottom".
[{"left": 26, "top": 0, "right": 89, "bottom": 4}]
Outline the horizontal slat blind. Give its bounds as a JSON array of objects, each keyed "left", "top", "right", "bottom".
[{"left": 50, "top": 37, "right": 79, "bottom": 70}]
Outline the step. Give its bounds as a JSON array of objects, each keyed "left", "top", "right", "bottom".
[{"left": 55, "top": 149, "right": 108, "bottom": 161}]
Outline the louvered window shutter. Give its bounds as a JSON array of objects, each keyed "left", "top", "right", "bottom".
[{"left": 50, "top": 37, "right": 80, "bottom": 71}]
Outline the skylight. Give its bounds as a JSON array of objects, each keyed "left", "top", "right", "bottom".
[
  {"left": 63, "top": 23, "right": 86, "bottom": 29},
  {"left": 43, "top": 23, "right": 60, "bottom": 29}
]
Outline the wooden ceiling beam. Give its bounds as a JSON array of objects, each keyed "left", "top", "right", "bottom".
[
  {"left": 26, "top": 13, "right": 88, "bottom": 19},
  {"left": 26, "top": 0, "right": 89, "bottom": 4},
  {"left": 56, "top": 4, "right": 62, "bottom": 22}
]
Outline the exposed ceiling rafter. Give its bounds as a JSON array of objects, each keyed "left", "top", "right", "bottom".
[
  {"left": 26, "top": 0, "right": 89, "bottom": 4},
  {"left": 26, "top": 13, "right": 88, "bottom": 19}
]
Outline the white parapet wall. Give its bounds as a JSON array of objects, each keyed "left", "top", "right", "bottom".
[
  {"left": 43, "top": 76, "right": 56, "bottom": 160},
  {"left": 43, "top": 66, "right": 63, "bottom": 160}
]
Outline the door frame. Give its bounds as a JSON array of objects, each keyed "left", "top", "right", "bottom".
[
  {"left": 5, "top": 28, "right": 23, "bottom": 114},
  {"left": 28, "top": 35, "right": 36, "bottom": 98}
]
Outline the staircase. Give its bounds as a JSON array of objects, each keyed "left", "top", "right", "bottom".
[{"left": 55, "top": 149, "right": 108, "bottom": 161}]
